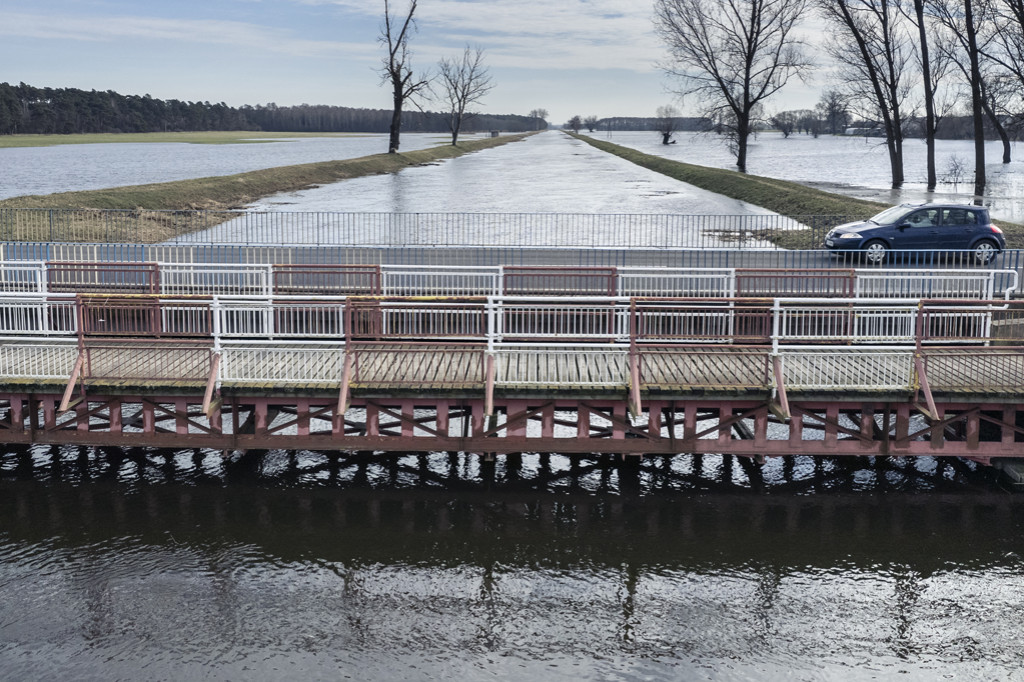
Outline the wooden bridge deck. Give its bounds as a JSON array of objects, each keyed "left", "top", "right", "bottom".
[{"left": 5, "top": 341, "right": 1021, "bottom": 399}]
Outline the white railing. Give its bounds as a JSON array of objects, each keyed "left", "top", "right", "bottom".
[
  {"left": 0, "top": 260, "right": 1016, "bottom": 299},
  {"left": 0, "top": 293, "right": 1010, "bottom": 353},
  {"left": 853, "top": 268, "right": 1017, "bottom": 300},
  {"left": 159, "top": 263, "right": 273, "bottom": 297},
  {"left": 492, "top": 297, "right": 629, "bottom": 344},
  {"left": 617, "top": 267, "right": 735, "bottom": 297},
  {"left": 214, "top": 296, "right": 347, "bottom": 340},
  {"left": 381, "top": 265, "right": 501, "bottom": 296},
  {"left": 0, "top": 261, "right": 47, "bottom": 293},
  {"left": 772, "top": 299, "right": 920, "bottom": 350},
  {"left": 0, "top": 295, "right": 77, "bottom": 336}
]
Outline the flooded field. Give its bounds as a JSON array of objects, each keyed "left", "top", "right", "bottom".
[
  {"left": 594, "top": 130, "right": 1024, "bottom": 222},
  {"left": 193, "top": 133, "right": 785, "bottom": 247},
  {"left": 0, "top": 133, "right": 442, "bottom": 200}
]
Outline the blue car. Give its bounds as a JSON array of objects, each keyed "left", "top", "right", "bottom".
[{"left": 824, "top": 203, "right": 1006, "bottom": 264}]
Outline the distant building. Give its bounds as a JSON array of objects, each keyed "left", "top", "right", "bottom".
[{"left": 844, "top": 126, "right": 883, "bottom": 137}]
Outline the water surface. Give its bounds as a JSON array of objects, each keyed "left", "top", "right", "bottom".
[{"left": 0, "top": 446, "right": 1021, "bottom": 680}]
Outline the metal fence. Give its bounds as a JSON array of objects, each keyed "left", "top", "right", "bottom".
[
  {"left": 2, "top": 242, "right": 1022, "bottom": 287},
  {"left": 0, "top": 209, "right": 851, "bottom": 249},
  {"left": 3, "top": 293, "right": 1020, "bottom": 349},
  {"left": 0, "top": 260, "right": 1015, "bottom": 300}
]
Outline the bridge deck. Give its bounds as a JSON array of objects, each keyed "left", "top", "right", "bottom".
[{"left": 6, "top": 341, "right": 1022, "bottom": 400}]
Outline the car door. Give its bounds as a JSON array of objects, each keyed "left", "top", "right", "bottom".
[
  {"left": 891, "top": 208, "right": 941, "bottom": 250},
  {"left": 939, "top": 207, "right": 980, "bottom": 252}
]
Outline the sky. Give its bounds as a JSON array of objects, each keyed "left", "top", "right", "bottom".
[{"left": 0, "top": 0, "right": 825, "bottom": 125}]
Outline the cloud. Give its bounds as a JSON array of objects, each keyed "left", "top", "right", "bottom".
[
  {"left": 303, "top": 0, "right": 662, "bottom": 71},
  {"left": 0, "top": 11, "right": 369, "bottom": 59}
]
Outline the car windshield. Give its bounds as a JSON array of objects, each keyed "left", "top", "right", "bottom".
[{"left": 869, "top": 205, "right": 914, "bottom": 225}]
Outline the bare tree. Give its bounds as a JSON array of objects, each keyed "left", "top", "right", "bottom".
[
  {"left": 818, "top": 0, "right": 915, "bottom": 188},
  {"left": 656, "top": 105, "right": 680, "bottom": 144},
  {"left": 436, "top": 45, "right": 494, "bottom": 146},
  {"left": 816, "top": 89, "right": 851, "bottom": 134},
  {"left": 528, "top": 108, "right": 549, "bottom": 130},
  {"left": 770, "top": 111, "right": 799, "bottom": 137},
  {"left": 654, "top": 0, "right": 812, "bottom": 172},
  {"left": 931, "top": 0, "right": 994, "bottom": 198},
  {"left": 379, "top": 0, "right": 431, "bottom": 153},
  {"left": 989, "top": 1, "right": 1024, "bottom": 89},
  {"left": 583, "top": 115, "right": 599, "bottom": 132},
  {"left": 900, "top": 0, "right": 943, "bottom": 188},
  {"left": 567, "top": 115, "right": 583, "bottom": 133}
]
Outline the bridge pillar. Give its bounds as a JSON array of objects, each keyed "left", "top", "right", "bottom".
[
  {"left": 109, "top": 399, "right": 121, "bottom": 434},
  {"left": 577, "top": 404, "right": 590, "bottom": 439},
  {"left": 541, "top": 404, "right": 555, "bottom": 438}
]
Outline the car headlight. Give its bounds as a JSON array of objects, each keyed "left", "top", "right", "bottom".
[{"left": 837, "top": 233, "right": 861, "bottom": 239}]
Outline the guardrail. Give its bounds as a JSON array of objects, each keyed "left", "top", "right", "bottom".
[
  {"left": 0, "top": 293, "right": 1019, "bottom": 350},
  {"left": 0, "top": 209, "right": 842, "bottom": 248},
  {"left": 0, "top": 261, "right": 1015, "bottom": 300},
  {"left": 2, "top": 243, "right": 1023, "bottom": 290}
]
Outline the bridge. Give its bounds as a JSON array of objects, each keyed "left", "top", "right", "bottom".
[{"left": 0, "top": 257, "right": 1021, "bottom": 469}]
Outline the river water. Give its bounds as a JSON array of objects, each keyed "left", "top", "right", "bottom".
[{"left": 1, "top": 446, "right": 1021, "bottom": 680}]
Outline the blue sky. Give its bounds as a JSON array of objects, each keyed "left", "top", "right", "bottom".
[{"left": 0, "top": 0, "right": 821, "bottom": 125}]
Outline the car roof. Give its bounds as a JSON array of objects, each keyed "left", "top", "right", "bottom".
[{"left": 897, "top": 202, "right": 986, "bottom": 210}]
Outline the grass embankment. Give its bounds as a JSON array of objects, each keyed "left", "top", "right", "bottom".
[
  {"left": 0, "top": 132, "right": 532, "bottom": 242},
  {"left": 570, "top": 132, "right": 1024, "bottom": 249}
]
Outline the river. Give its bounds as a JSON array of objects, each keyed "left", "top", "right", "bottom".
[{"left": 0, "top": 446, "right": 1021, "bottom": 680}]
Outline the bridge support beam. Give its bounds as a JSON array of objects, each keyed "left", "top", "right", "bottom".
[{"left": 0, "top": 392, "right": 1021, "bottom": 462}]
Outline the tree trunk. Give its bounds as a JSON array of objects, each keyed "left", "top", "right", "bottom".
[
  {"left": 965, "top": 0, "right": 986, "bottom": 201},
  {"left": 735, "top": 115, "right": 749, "bottom": 173},
  {"left": 450, "top": 112, "right": 461, "bottom": 146},
  {"left": 980, "top": 95, "right": 1012, "bottom": 163},
  {"left": 388, "top": 91, "right": 403, "bottom": 154},
  {"left": 914, "top": 0, "right": 937, "bottom": 190}
]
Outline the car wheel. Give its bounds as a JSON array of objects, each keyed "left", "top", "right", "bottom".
[
  {"left": 863, "top": 240, "right": 888, "bottom": 264},
  {"left": 973, "top": 239, "right": 998, "bottom": 264}
]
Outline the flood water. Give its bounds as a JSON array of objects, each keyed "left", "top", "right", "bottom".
[
  {"left": 594, "top": 130, "right": 1024, "bottom": 223},
  {"left": 1, "top": 446, "right": 1022, "bottom": 680},
  {"left": 0, "top": 133, "right": 441, "bottom": 200}
]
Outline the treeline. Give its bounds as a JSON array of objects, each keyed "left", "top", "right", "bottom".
[{"left": 0, "top": 82, "right": 540, "bottom": 135}]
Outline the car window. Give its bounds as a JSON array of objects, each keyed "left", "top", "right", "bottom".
[
  {"left": 871, "top": 206, "right": 913, "bottom": 224},
  {"left": 941, "top": 208, "right": 977, "bottom": 226},
  {"left": 906, "top": 209, "right": 938, "bottom": 227}
]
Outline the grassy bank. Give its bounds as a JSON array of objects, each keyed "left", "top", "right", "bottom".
[
  {"left": 0, "top": 132, "right": 532, "bottom": 242},
  {"left": 570, "top": 132, "right": 1024, "bottom": 249}
]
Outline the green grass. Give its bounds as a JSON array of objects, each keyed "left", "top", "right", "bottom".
[{"left": 569, "top": 132, "right": 1024, "bottom": 248}]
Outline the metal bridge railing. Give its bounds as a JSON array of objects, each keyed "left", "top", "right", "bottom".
[
  {"left": 0, "top": 209, "right": 841, "bottom": 248},
  {"left": 0, "top": 260, "right": 1014, "bottom": 300},
  {"left": 0, "top": 294, "right": 1017, "bottom": 348}
]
